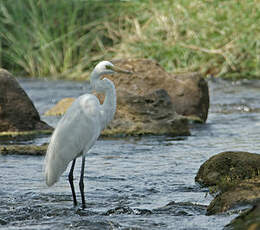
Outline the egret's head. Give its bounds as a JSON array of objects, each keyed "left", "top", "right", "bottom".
[
  {"left": 94, "top": 61, "right": 115, "bottom": 75},
  {"left": 91, "top": 61, "right": 132, "bottom": 80},
  {"left": 90, "top": 60, "right": 132, "bottom": 92}
]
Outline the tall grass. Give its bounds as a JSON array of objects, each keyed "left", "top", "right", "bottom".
[
  {"left": 0, "top": 0, "right": 122, "bottom": 78},
  {"left": 111, "top": 0, "right": 260, "bottom": 79},
  {"left": 0, "top": 0, "right": 259, "bottom": 79}
]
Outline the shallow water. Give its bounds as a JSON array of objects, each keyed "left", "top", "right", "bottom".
[{"left": 0, "top": 78, "right": 260, "bottom": 229}]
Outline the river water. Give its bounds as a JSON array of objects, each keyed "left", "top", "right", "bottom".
[{"left": 0, "top": 78, "right": 259, "bottom": 229}]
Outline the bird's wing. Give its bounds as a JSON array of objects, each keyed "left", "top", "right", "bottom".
[{"left": 44, "top": 94, "right": 102, "bottom": 186}]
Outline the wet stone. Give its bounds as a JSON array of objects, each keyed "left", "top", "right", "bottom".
[
  {"left": 0, "top": 144, "right": 47, "bottom": 156},
  {"left": 195, "top": 151, "right": 260, "bottom": 215},
  {"left": 0, "top": 219, "right": 7, "bottom": 225},
  {"left": 104, "top": 206, "right": 152, "bottom": 216},
  {"left": 153, "top": 201, "right": 207, "bottom": 216},
  {"left": 195, "top": 151, "right": 260, "bottom": 187},
  {"left": 224, "top": 202, "right": 260, "bottom": 230},
  {"left": 69, "top": 219, "right": 121, "bottom": 230}
]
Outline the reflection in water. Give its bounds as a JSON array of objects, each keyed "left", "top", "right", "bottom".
[{"left": 0, "top": 79, "right": 259, "bottom": 229}]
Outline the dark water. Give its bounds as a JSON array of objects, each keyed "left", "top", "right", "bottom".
[{"left": 0, "top": 78, "right": 260, "bottom": 229}]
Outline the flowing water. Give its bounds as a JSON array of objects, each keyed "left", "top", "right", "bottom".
[{"left": 0, "top": 78, "right": 260, "bottom": 229}]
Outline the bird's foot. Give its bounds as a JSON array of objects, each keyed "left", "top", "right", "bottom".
[
  {"left": 73, "top": 204, "right": 80, "bottom": 212},
  {"left": 81, "top": 203, "right": 86, "bottom": 210}
]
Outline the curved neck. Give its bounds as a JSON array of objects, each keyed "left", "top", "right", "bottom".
[
  {"left": 90, "top": 70, "right": 98, "bottom": 83},
  {"left": 90, "top": 72, "right": 116, "bottom": 129},
  {"left": 102, "top": 78, "right": 116, "bottom": 128}
]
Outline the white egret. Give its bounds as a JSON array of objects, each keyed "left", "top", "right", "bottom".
[{"left": 44, "top": 61, "right": 132, "bottom": 209}]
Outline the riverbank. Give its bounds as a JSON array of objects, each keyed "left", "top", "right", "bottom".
[{"left": 0, "top": 0, "right": 259, "bottom": 80}]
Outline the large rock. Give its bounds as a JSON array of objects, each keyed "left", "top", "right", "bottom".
[
  {"left": 195, "top": 151, "right": 260, "bottom": 215},
  {"left": 105, "top": 89, "right": 189, "bottom": 136},
  {"left": 0, "top": 68, "right": 52, "bottom": 133},
  {"left": 111, "top": 59, "right": 209, "bottom": 123}
]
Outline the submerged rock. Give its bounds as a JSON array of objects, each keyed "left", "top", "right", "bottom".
[
  {"left": 105, "top": 206, "right": 152, "bottom": 216},
  {"left": 153, "top": 201, "right": 207, "bottom": 216},
  {"left": 0, "top": 144, "right": 47, "bottom": 156},
  {"left": 195, "top": 151, "right": 260, "bottom": 215},
  {"left": 0, "top": 68, "right": 52, "bottom": 133},
  {"left": 0, "top": 130, "right": 52, "bottom": 141}
]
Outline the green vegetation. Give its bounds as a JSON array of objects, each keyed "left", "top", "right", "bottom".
[{"left": 0, "top": 0, "right": 259, "bottom": 79}]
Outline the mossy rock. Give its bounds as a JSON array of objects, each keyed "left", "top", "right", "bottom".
[
  {"left": 195, "top": 151, "right": 260, "bottom": 188},
  {"left": 195, "top": 151, "right": 260, "bottom": 215},
  {"left": 224, "top": 202, "right": 260, "bottom": 230},
  {"left": 0, "top": 130, "right": 53, "bottom": 143},
  {"left": 207, "top": 178, "right": 260, "bottom": 215}
]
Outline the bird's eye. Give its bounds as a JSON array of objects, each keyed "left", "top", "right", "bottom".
[{"left": 106, "top": 65, "right": 112, "bottom": 70}]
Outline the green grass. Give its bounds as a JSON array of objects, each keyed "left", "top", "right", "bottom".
[
  {"left": 0, "top": 0, "right": 120, "bottom": 78},
  {"left": 0, "top": 0, "right": 259, "bottom": 79}
]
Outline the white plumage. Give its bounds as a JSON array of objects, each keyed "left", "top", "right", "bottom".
[
  {"left": 44, "top": 61, "right": 131, "bottom": 208},
  {"left": 44, "top": 95, "right": 101, "bottom": 186}
]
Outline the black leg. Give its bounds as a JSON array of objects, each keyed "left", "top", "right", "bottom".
[
  {"left": 68, "top": 158, "right": 77, "bottom": 207},
  {"left": 79, "top": 156, "right": 86, "bottom": 209}
]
